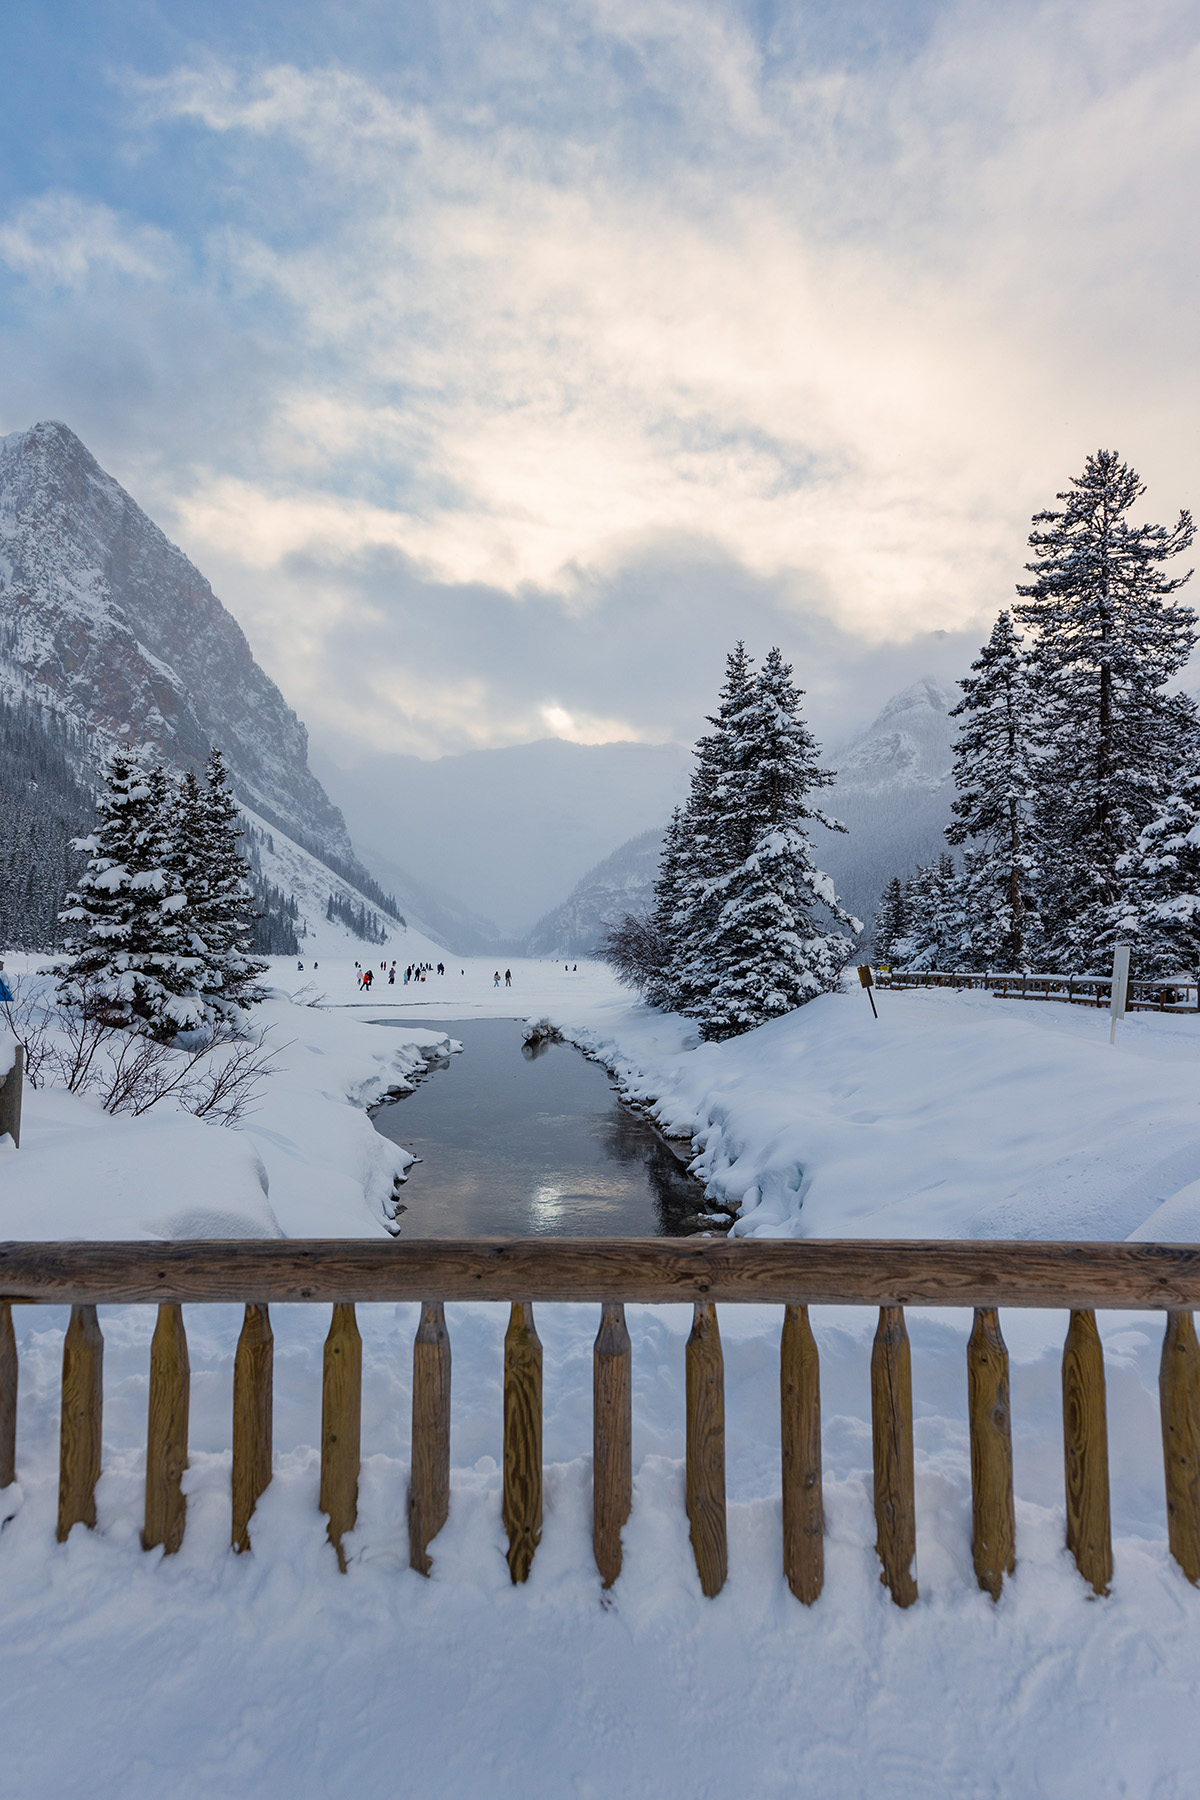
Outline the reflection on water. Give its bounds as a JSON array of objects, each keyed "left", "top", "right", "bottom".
[{"left": 368, "top": 1016, "right": 707, "bottom": 1237}]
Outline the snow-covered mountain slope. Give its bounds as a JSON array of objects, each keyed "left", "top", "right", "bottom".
[
  {"left": 0, "top": 422, "right": 356, "bottom": 871},
  {"left": 523, "top": 825, "right": 666, "bottom": 956},
  {"left": 815, "top": 675, "right": 959, "bottom": 928},
  {"left": 315, "top": 737, "right": 692, "bottom": 938}
]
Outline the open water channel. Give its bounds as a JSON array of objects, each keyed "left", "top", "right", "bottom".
[{"left": 368, "top": 1017, "right": 713, "bottom": 1237}]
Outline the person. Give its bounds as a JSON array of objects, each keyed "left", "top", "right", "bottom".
[
  {"left": 0, "top": 961, "right": 12, "bottom": 1003},
  {"left": 504, "top": 968, "right": 512, "bottom": 987},
  {"left": 388, "top": 966, "right": 395, "bottom": 985},
  {"left": 297, "top": 961, "right": 304, "bottom": 971},
  {"left": 363, "top": 967, "right": 373, "bottom": 990},
  {"left": 437, "top": 962, "right": 444, "bottom": 976},
  {"left": 493, "top": 970, "right": 501, "bottom": 987}
]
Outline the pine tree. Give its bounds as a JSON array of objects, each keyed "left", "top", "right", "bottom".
[
  {"left": 56, "top": 750, "right": 206, "bottom": 1038},
  {"left": 1015, "top": 450, "right": 1197, "bottom": 967},
  {"left": 189, "top": 750, "right": 267, "bottom": 1019},
  {"left": 666, "top": 644, "right": 756, "bottom": 1014},
  {"left": 873, "top": 876, "right": 909, "bottom": 965},
  {"left": 898, "top": 854, "right": 960, "bottom": 971},
  {"left": 689, "top": 648, "right": 860, "bottom": 1039},
  {"left": 1108, "top": 766, "right": 1200, "bottom": 978},
  {"left": 946, "top": 611, "right": 1041, "bottom": 970}
]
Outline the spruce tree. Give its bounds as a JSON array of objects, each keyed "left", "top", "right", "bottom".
[
  {"left": 873, "top": 876, "right": 909, "bottom": 965},
  {"left": 946, "top": 611, "right": 1040, "bottom": 970},
  {"left": 1015, "top": 450, "right": 1197, "bottom": 966},
  {"left": 690, "top": 648, "right": 859, "bottom": 1040},
  {"left": 190, "top": 749, "right": 267, "bottom": 1020},
  {"left": 1109, "top": 767, "right": 1200, "bottom": 978},
  {"left": 899, "top": 855, "right": 960, "bottom": 971},
  {"left": 57, "top": 751, "right": 205, "bottom": 1037}
]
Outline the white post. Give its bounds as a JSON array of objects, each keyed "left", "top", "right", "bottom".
[{"left": 1109, "top": 945, "right": 1131, "bottom": 1045}]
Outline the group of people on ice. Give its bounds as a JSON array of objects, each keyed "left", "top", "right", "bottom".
[{"left": 354, "top": 959, "right": 446, "bottom": 990}]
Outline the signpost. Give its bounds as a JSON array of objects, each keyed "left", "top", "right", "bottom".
[
  {"left": 857, "top": 965, "right": 878, "bottom": 1020},
  {"left": 1109, "top": 945, "right": 1131, "bottom": 1045}
]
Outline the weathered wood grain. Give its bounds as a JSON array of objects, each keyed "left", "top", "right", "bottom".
[
  {"left": 409, "top": 1300, "right": 452, "bottom": 1575},
  {"left": 871, "top": 1304, "right": 917, "bottom": 1607},
  {"left": 1062, "top": 1308, "right": 1112, "bottom": 1595},
  {"left": 592, "top": 1301, "right": 632, "bottom": 1589},
  {"left": 320, "top": 1303, "right": 361, "bottom": 1571},
  {"left": 231, "top": 1303, "right": 273, "bottom": 1554},
  {"left": 7, "top": 1238, "right": 1200, "bottom": 1309},
  {"left": 0, "top": 1044, "right": 23, "bottom": 1150},
  {"left": 780, "top": 1303, "right": 823, "bottom": 1604},
  {"left": 686, "top": 1300, "right": 727, "bottom": 1598},
  {"left": 143, "top": 1302, "right": 189, "bottom": 1555},
  {"left": 57, "top": 1303, "right": 103, "bottom": 1541},
  {"left": 0, "top": 1299, "right": 15, "bottom": 1490},
  {"left": 967, "top": 1307, "right": 1015, "bottom": 1599},
  {"left": 503, "top": 1301, "right": 543, "bottom": 1584},
  {"left": 1160, "top": 1310, "right": 1200, "bottom": 1584}
]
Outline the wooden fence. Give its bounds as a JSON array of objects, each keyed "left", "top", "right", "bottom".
[
  {"left": 4, "top": 1237, "right": 1200, "bottom": 1604},
  {"left": 877, "top": 970, "right": 1200, "bottom": 1012}
]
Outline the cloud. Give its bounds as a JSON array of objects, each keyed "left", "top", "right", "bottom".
[
  {"left": 5, "top": 0, "right": 1200, "bottom": 759},
  {"left": 0, "top": 194, "right": 178, "bottom": 291}
]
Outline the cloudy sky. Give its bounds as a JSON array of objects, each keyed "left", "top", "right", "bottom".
[{"left": 3, "top": 0, "right": 1199, "bottom": 763}]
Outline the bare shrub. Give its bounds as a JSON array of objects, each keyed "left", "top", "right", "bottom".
[
  {"left": 603, "top": 912, "right": 669, "bottom": 997},
  {"left": 0, "top": 976, "right": 55, "bottom": 1088}
]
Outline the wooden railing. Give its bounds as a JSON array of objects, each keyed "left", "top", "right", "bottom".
[
  {"left": 877, "top": 970, "right": 1200, "bottom": 1011},
  {"left": 4, "top": 1238, "right": 1200, "bottom": 1604}
]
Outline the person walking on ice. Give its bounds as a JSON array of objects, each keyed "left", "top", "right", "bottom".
[
  {"left": 504, "top": 969, "right": 512, "bottom": 987},
  {"left": 493, "top": 970, "right": 501, "bottom": 987}
]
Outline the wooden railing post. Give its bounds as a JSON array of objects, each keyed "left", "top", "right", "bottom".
[
  {"left": 871, "top": 1304, "right": 917, "bottom": 1606},
  {"left": 0, "top": 1043, "right": 23, "bottom": 1149},
  {"left": 320, "top": 1303, "right": 362, "bottom": 1571},
  {"left": 780, "top": 1303, "right": 823, "bottom": 1604},
  {"left": 1062, "top": 1308, "right": 1112, "bottom": 1595},
  {"left": 0, "top": 1299, "right": 16, "bottom": 1490},
  {"left": 593, "top": 1301, "right": 632, "bottom": 1589},
  {"left": 231, "top": 1303, "right": 273, "bottom": 1553},
  {"left": 57, "top": 1304, "right": 103, "bottom": 1541},
  {"left": 143, "top": 1302, "right": 189, "bottom": 1555},
  {"left": 686, "top": 1300, "right": 727, "bottom": 1597},
  {"left": 503, "top": 1301, "right": 543, "bottom": 1583},
  {"left": 409, "top": 1301, "right": 452, "bottom": 1574},
  {"left": 1160, "top": 1310, "right": 1200, "bottom": 1583},
  {"left": 967, "top": 1307, "right": 1015, "bottom": 1599}
]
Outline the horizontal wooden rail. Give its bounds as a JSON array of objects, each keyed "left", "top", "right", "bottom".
[
  {"left": 877, "top": 970, "right": 1200, "bottom": 1013},
  {"left": 6, "top": 1239, "right": 1200, "bottom": 1309},
  {"left": 3, "top": 1239, "right": 1200, "bottom": 1608}
]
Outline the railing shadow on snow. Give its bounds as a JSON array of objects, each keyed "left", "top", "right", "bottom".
[{"left": 4, "top": 1236, "right": 1200, "bottom": 1604}]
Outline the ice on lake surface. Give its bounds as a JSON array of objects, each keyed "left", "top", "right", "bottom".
[{"left": 369, "top": 1016, "right": 705, "bottom": 1236}]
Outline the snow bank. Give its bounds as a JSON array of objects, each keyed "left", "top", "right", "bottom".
[{"left": 552, "top": 983, "right": 1200, "bottom": 1241}]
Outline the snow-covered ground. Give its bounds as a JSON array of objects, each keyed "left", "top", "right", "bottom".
[{"left": 5, "top": 962, "right": 1200, "bottom": 1797}]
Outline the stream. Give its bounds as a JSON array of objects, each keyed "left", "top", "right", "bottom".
[{"left": 368, "top": 1016, "right": 717, "bottom": 1237}]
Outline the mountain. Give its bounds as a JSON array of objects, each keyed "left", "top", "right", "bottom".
[
  {"left": 0, "top": 420, "right": 406, "bottom": 950},
  {"left": 314, "top": 738, "right": 693, "bottom": 938},
  {"left": 523, "top": 825, "right": 666, "bottom": 956},
  {"left": 814, "top": 675, "right": 959, "bottom": 927}
]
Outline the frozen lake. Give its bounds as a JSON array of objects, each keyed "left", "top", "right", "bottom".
[{"left": 368, "top": 1016, "right": 706, "bottom": 1236}]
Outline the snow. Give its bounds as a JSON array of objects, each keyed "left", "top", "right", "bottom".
[{"left": 6, "top": 961, "right": 1200, "bottom": 1794}]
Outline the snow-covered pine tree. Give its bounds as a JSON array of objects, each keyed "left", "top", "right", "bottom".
[
  {"left": 897, "top": 854, "right": 960, "bottom": 971},
  {"left": 945, "top": 611, "right": 1041, "bottom": 970},
  {"left": 1108, "top": 766, "right": 1200, "bottom": 978},
  {"left": 664, "top": 644, "right": 755, "bottom": 1015},
  {"left": 873, "top": 876, "right": 910, "bottom": 965},
  {"left": 693, "top": 647, "right": 860, "bottom": 1040},
  {"left": 1015, "top": 451, "right": 1197, "bottom": 968},
  {"left": 56, "top": 750, "right": 206, "bottom": 1038},
  {"left": 188, "top": 750, "right": 268, "bottom": 1021}
]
